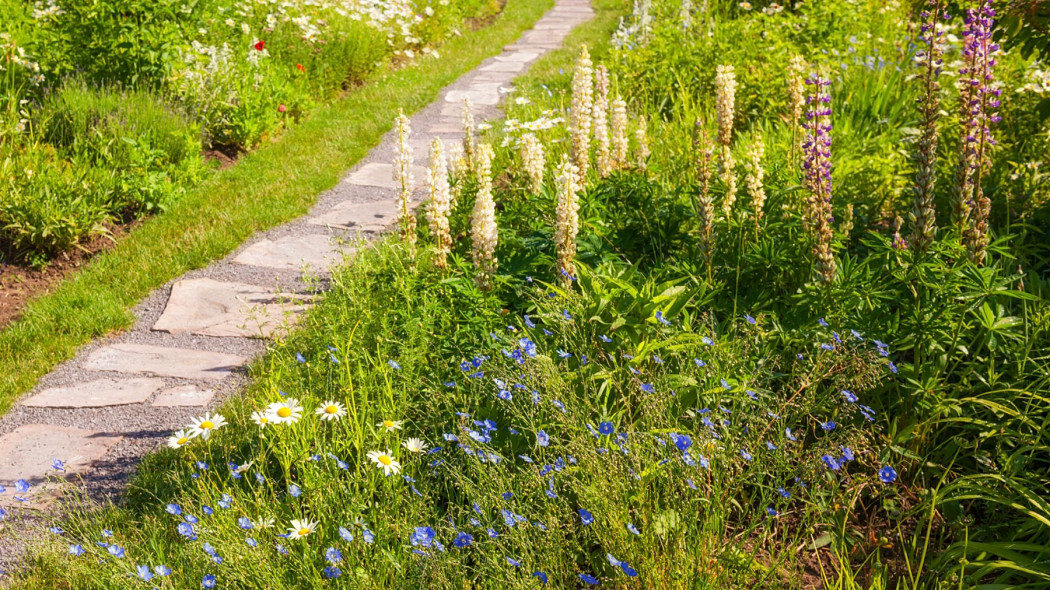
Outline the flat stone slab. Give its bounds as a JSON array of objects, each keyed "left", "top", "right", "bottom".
[
  {"left": 22, "top": 377, "right": 165, "bottom": 408},
  {"left": 495, "top": 52, "right": 540, "bottom": 62},
  {"left": 480, "top": 61, "right": 527, "bottom": 73},
  {"left": 152, "top": 384, "right": 215, "bottom": 407},
  {"left": 84, "top": 343, "right": 246, "bottom": 381},
  {"left": 308, "top": 200, "right": 399, "bottom": 233},
  {"left": 428, "top": 122, "right": 466, "bottom": 134},
  {"left": 445, "top": 88, "right": 501, "bottom": 106},
  {"left": 153, "top": 278, "right": 311, "bottom": 338},
  {"left": 0, "top": 425, "right": 122, "bottom": 486},
  {"left": 233, "top": 234, "right": 346, "bottom": 272},
  {"left": 345, "top": 162, "right": 425, "bottom": 190},
  {"left": 472, "top": 71, "right": 517, "bottom": 83}
]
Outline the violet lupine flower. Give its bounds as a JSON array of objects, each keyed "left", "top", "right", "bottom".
[
  {"left": 954, "top": 0, "right": 1000, "bottom": 267},
  {"left": 801, "top": 75, "right": 836, "bottom": 283},
  {"left": 909, "top": 0, "right": 950, "bottom": 253}
]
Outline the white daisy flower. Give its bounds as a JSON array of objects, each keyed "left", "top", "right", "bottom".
[
  {"left": 267, "top": 398, "right": 304, "bottom": 425},
  {"left": 314, "top": 401, "right": 347, "bottom": 421},
  {"left": 187, "top": 413, "right": 227, "bottom": 440},
  {"left": 366, "top": 449, "right": 402, "bottom": 476},
  {"left": 376, "top": 419, "right": 403, "bottom": 432},
  {"left": 167, "top": 429, "right": 192, "bottom": 449},
  {"left": 286, "top": 518, "right": 317, "bottom": 540},
  {"left": 251, "top": 411, "right": 273, "bottom": 428},
  {"left": 403, "top": 438, "right": 428, "bottom": 453}
]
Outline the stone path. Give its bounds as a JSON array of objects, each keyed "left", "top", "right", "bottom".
[{"left": 0, "top": 0, "right": 593, "bottom": 563}]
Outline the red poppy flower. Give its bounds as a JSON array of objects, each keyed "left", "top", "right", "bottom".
[
  {"left": 278, "top": 104, "right": 287, "bottom": 113},
  {"left": 296, "top": 63, "right": 305, "bottom": 72},
  {"left": 254, "top": 40, "right": 265, "bottom": 51}
]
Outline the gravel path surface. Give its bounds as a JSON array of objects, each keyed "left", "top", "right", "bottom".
[{"left": 0, "top": 0, "right": 594, "bottom": 572}]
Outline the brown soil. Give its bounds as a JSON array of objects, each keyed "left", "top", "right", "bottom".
[
  {"left": 203, "top": 144, "right": 242, "bottom": 170},
  {"left": 0, "top": 223, "right": 134, "bottom": 328}
]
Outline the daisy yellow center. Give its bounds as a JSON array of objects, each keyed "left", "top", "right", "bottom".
[
  {"left": 259, "top": 417, "right": 269, "bottom": 423},
  {"left": 277, "top": 408, "right": 292, "bottom": 418},
  {"left": 378, "top": 455, "right": 392, "bottom": 466},
  {"left": 177, "top": 437, "right": 189, "bottom": 445},
  {"left": 201, "top": 421, "right": 214, "bottom": 429},
  {"left": 383, "top": 420, "right": 394, "bottom": 428},
  {"left": 298, "top": 528, "right": 311, "bottom": 536},
  {"left": 325, "top": 405, "right": 338, "bottom": 414}
]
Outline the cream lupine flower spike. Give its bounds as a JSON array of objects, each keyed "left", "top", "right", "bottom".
[
  {"left": 715, "top": 64, "right": 738, "bottom": 215},
  {"left": 570, "top": 45, "right": 594, "bottom": 179},
  {"left": 610, "top": 96, "right": 628, "bottom": 169},
  {"left": 470, "top": 144, "right": 498, "bottom": 290},
  {"left": 744, "top": 136, "right": 766, "bottom": 223},
  {"left": 393, "top": 109, "right": 416, "bottom": 250},
  {"left": 593, "top": 65, "right": 612, "bottom": 177},
  {"left": 635, "top": 117, "right": 650, "bottom": 171},
  {"left": 554, "top": 155, "right": 581, "bottom": 285},
  {"left": 426, "top": 137, "right": 452, "bottom": 269},
  {"left": 461, "top": 98, "right": 476, "bottom": 173},
  {"left": 520, "top": 133, "right": 545, "bottom": 194}
]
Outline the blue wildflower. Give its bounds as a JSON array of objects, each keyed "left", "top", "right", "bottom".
[
  {"left": 537, "top": 430, "right": 550, "bottom": 447},
  {"left": 822, "top": 455, "right": 842, "bottom": 471},
  {"left": 578, "top": 508, "right": 594, "bottom": 525},
  {"left": 879, "top": 466, "right": 898, "bottom": 483},
  {"left": 136, "top": 565, "right": 153, "bottom": 581},
  {"left": 453, "top": 532, "right": 473, "bottom": 548},
  {"left": 202, "top": 574, "right": 216, "bottom": 588},
  {"left": 580, "top": 573, "right": 600, "bottom": 585}
]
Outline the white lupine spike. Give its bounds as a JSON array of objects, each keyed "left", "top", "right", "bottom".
[
  {"left": 610, "top": 96, "right": 628, "bottom": 169},
  {"left": 520, "top": 133, "right": 546, "bottom": 194},
  {"left": 744, "top": 137, "right": 766, "bottom": 223},
  {"left": 715, "top": 65, "right": 738, "bottom": 215},
  {"left": 634, "top": 117, "right": 650, "bottom": 171},
  {"left": 593, "top": 65, "right": 612, "bottom": 178},
  {"left": 714, "top": 64, "right": 737, "bottom": 147},
  {"left": 470, "top": 144, "right": 498, "bottom": 289},
  {"left": 426, "top": 137, "right": 452, "bottom": 268},
  {"left": 570, "top": 46, "right": 594, "bottom": 179},
  {"left": 393, "top": 109, "right": 416, "bottom": 249},
  {"left": 462, "top": 98, "right": 476, "bottom": 173},
  {"left": 554, "top": 155, "right": 581, "bottom": 285}
]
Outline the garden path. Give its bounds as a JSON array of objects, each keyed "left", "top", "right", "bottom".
[{"left": 0, "top": 0, "right": 592, "bottom": 533}]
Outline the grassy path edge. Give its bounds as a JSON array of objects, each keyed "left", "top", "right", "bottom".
[{"left": 0, "top": 0, "right": 555, "bottom": 415}]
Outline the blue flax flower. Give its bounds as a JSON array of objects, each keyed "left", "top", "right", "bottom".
[{"left": 879, "top": 466, "right": 898, "bottom": 483}]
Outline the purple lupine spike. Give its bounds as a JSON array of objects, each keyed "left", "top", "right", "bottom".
[
  {"left": 954, "top": 0, "right": 1000, "bottom": 265},
  {"left": 909, "top": 0, "right": 949, "bottom": 253},
  {"left": 802, "top": 75, "right": 836, "bottom": 283}
]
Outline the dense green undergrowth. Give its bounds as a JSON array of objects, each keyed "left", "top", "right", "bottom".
[{"left": 9, "top": 0, "right": 1050, "bottom": 588}]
